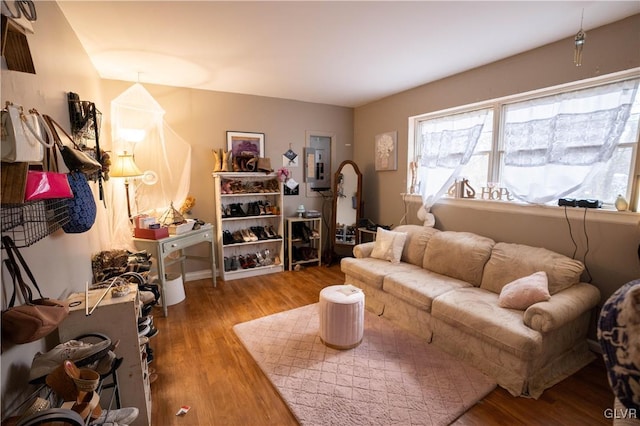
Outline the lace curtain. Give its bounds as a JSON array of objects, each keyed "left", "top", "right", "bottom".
[
  {"left": 502, "top": 79, "right": 639, "bottom": 204},
  {"left": 417, "top": 109, "right": 489, "bottom": 209},
  {"left": 108, "top": 83, "right": 192, "bottom": 248}
]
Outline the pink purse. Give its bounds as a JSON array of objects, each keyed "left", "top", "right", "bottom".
[{"left": 24, "top": 170, "right": 73, "bottom": 201}]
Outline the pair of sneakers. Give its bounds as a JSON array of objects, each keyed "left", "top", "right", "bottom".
[
  {"left": 29, "top": 339, "right": 113, "bottom": 384},
  {"left": 138, "top": 316, "right": 158, "bottom": 339}
]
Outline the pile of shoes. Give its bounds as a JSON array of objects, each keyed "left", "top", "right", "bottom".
[
  {"left": 335, "top": 223, "right": 356, "bottom": 244},
  {"left": 292, "top": 222, "right": 318, "bottom": 242},
  {"left": 223, "top": 251, "right": 281, "bottom": 271},
  {"left": 222, "top": 226, "right": 281, "bottom": 245},
  {"left": 91, "top": 250, "right": 152, "bottom": 283},
  {"left": 9, "top": 338, "right": 141, "bottom": 426},
  {"left": 220, "top": 178, "right": 279, "bottom": 194},
  {"left": 221, "top": 201, "right": 281, "bottom": 219}
]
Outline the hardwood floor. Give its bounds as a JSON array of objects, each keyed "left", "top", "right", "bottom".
[{"left": 149, "top": 264, "right": 613, "bottom": 425}]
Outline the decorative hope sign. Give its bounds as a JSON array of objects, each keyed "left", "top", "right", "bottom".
[{"left": 481, "top": 186, "right": 514, "bottom": 201}]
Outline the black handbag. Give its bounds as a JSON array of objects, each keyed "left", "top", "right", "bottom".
[{"left": 42, "top": 114, "right": 101, "bottom": 176}]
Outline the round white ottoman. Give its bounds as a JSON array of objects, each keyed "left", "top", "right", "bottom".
[{"left": 318, "top": 284, "right": 365, "bottom": 350}]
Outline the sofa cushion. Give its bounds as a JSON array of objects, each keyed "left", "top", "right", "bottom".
[
  {"left": 432, "top": 287, "right": 542, "bottom": 359},
  {"left": 423, "top": 231, "right": 495, "bottom": 287},
  {"left": 393, "top": 225, "right": 440, "bottom": 267},
  {"left": 341, "top": 257, "right": 420, "bottom": 290},
  {"left": 383, "top": 269, "right": 472, "bottom": 312},
  {"left": 481, "top": 243, "right": 584, "bottom": 295},
  {"left": 371, "top": 227, "right": 407, "bottom": 263},
  {"left": 499, "top": 271, "right": 551, "bottom": 310}
]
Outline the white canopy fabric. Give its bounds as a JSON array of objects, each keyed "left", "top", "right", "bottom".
[{"left": 108, "top": 83, "right": 191, "bottom": 248}]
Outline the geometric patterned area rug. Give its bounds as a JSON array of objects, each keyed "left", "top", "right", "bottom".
[{"left": 233, "top": 303, "right": 497, "bottom": 425}]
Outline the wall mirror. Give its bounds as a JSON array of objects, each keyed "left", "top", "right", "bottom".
[{"left": 331, "top": 160, "right": 362, "bottom": 256}]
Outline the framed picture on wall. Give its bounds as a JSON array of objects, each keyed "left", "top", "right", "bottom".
[
  {"left": 226, "top": 131, "right": 265, "bottom": 158},
  {"left": 375, "top": 131, "right": 397, "bottom": 171}
]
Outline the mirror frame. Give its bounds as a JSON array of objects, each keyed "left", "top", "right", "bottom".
[{"left": 330, "top": 160, "right": 362, "bottom": 254}]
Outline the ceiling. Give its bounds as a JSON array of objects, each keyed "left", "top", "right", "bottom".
[{"left": 57, "top": 1, "right": 639, "bottom": 108}]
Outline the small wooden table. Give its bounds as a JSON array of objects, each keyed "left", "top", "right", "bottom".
[{"left": 133, "top": 224, "right": 216, "bottom": 317}]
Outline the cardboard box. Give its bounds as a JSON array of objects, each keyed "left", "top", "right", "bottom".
[{"left": 134, "top": 227, "right": 169, "bottom": 240}]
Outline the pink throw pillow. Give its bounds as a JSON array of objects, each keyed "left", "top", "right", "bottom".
[{"left": 498, "top": 271, "right": 551, "bottom": 310}]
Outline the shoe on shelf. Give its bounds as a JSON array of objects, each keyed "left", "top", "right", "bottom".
[
  {"left": 146, "top": 327, "right": 159, "bottom": 339},
  {"left": 29, "top": 339, "right": 113, "bottom": 384},
  {"left": 231, "top": 231, "right": 244, "bottom": 244},
  {"left": 89, "top": 407, "right": 139, "bottom": 426},
  {"left": 224, "top": 256, "right": 231, "bottom": 272},
  {"left": 223, "top": 230, "right": 234, "bottom": 245},
  {"left": 138, "top": 324, "right": 151, "bottom": 338},
  {"left": 240, "top": 229, "right": 251, "bottom": 242},
  {"left": 261, "top": 249, "right": 273, "bottom": 266},
  {"left": 246, "top": 253, "right": 257, "bottom": 268},
  {"left": 266, "top": 225, "right": 281, "bottom": 239},
  {"left": 230, "top": 255, "right": 239, "bottom": 271},
  {"left": 138, "top": 316, "right": 152, "bottom": 327}
]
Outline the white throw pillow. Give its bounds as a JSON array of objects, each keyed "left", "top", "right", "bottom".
[
  {"left": 370, "top": 227, "right": 407, "bottom": 264},
  {"left": 498, "top": 271, "right": 551, "bottom": 310}
]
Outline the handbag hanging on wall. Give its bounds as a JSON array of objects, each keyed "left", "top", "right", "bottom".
[
  {"left": 40, "top": 124, "right": 97, "bottom": 234},
  {"left": 1, "top": 103, "right": 54, "bottom": 162},
  {"left": 24, "top": 170, "right": 73, "bottom": 201},
  {"left": 1, "top": 236, "right": 69, "bottom": 345},
  {"left": 42, "top": 114, "right": 101, "bottom": 176},
  {"left": 62, "top": 171, "right": 97, "bottom": 233}
]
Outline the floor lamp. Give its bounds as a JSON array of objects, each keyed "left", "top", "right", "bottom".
[{"left": 111, "top": 151, "right": 143, "bottom": 220}]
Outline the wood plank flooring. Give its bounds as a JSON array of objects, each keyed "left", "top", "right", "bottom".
[{"left": 149, "top": 264, "right": 613, "bottom": 425}]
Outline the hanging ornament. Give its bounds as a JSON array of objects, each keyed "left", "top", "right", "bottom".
[{"left": 574, "top": 10, "right": 586, "bottom": 67}]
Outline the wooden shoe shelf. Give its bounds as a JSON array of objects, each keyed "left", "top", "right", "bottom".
[
  {"left": 58, "top": 284, "right": 151, "bottom": 426},
  {"left": 286, "top": 217, "right": 322, "bottom": 271},
  {"left": 213, "top": 172, "right": 284, "bottom": 281}
]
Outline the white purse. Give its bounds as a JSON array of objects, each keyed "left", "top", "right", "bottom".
[{"left": 1, "top": 103, "right": 54, "bottom": 162}]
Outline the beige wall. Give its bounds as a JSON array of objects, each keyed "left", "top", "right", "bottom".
[
  {"left": 99, "top": 80, "right": 353, "bottom": 255},
  {"left": 353, "top": 14, "right": 640, "bottom": 303},
  {"left": 1, "top": 1, "right": 105, "bottom": 414}
]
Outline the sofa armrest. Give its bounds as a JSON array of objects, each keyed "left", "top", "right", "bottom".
[
  {"left": 523, "top": 282, "right": 601, "bottom": 333},
  {"left": 353, "top": 242, "right": 375, "bottom": 258}
]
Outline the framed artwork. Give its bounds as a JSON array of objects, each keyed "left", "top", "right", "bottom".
[
  {"left": 375, "top": 131, "right": 397, "bottom": 171},
  {"left": 226, "top": 131, "right": 265, "bottom": 158}
]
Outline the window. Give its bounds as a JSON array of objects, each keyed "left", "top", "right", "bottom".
[{"left": 409, "top": 71, "right": 640, "bottom": 209}]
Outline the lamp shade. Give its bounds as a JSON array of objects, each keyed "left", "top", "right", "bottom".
[{"left": 111, "top": 152, "right": 143, "bottom": 178}]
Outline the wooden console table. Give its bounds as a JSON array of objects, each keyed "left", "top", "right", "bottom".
[{"left": 133, "top": 224, "right": 216, "bottom": 317}]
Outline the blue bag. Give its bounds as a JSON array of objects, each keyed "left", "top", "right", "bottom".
[{"left": 63, "top": 172, "right": 96, "bottom": 233}]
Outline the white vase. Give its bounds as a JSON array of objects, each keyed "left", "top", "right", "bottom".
[{"left": 615, "top": 195, "right": 628, "bottom": 211}]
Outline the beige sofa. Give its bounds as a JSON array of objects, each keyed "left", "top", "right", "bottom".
[{"left": 341, "top": 224, "right": 601, "bottom": 398}]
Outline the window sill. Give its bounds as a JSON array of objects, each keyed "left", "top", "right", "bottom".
[{"left": 402, "top": 194, "right": 640, "bottom": 226}]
